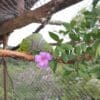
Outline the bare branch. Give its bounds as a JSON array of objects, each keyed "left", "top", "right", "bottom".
[
  {"left": 0, "top": 50, "right": 33, "bottom": 61},
  {"left": 0, "top": 49, "right": 92, "bottom": 64}
]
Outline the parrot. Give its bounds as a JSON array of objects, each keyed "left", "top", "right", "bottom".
[{"left": 18, "top": 33, "right": 53, "bottom": 55}]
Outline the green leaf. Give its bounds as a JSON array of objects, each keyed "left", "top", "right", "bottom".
[
  {"left": 63, "top": 22, "right": 70, "bottom": 29},
  {"left": 86, "top": 47, "right": 94, "bottom": 55},
  {"left": 59, "top": 30, "right": 69, "bottom": 35},
  {"left": 81, "top": 43, "right": 87, "bottom": 53},
  {"left": 88, "top": 65, "right": 100, "bottom": 74},
  {"left": 69, "top": 33, "right": 80, "bottom": 41},
  {"left": 64, "top": 66, "right": 75, "bottom": 72},
  {"left": 58, "top": 39, "right": 63, "bottom": 44},
  {"left": 61, "top": 43, "right": 73, "bottom": 51},
  {"left": 93, "top": 0, "right": 99, "bottom": 8},
  {"left": 63, "top": 66, "right": 75, "bottom": 76},
  {"left": 49, "top": 32, "right": 59, "bottom": 41},
  {"left": 53, "top": 47, "right": 59, "bottom": 58},
  {"left": 54, "top": 46, "right": 66, "bottom": 58},
  {"left": 70, "top": 20, "right": 76, "bottom": 27},
  {"left": 96, "top": 44, "right": 100, "bottom": 57},
  {"left": 75, "top": 45, "right": 82, "bottom": 55},
  {"left": 67, "top": 54, "right": 76, "bottom": 60},
  {"left": 61, "top": 52, "right": 68, "bottom": 62},
  {"left": 83, "top": 34, "right": 91, "bottom": 43},
  {"left": 50, "top": 60, "right": 57, "bottom": 73},
  {"left": 92, "top": 29, "right": 100, "bottom": 39}
]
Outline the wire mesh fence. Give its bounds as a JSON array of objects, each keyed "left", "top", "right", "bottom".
[{"left": 0, "top": 58, "right": 100, "bottom": 100}]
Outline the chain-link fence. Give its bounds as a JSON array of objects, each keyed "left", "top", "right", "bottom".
[{"left": 0, "top": 58, "right": 99, "bottom": 100}]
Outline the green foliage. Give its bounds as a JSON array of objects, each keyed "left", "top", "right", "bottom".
[
  {"left": 0, "top": 59, "right": 63, "bottom": 100},
  {"left": 49, "top": 32, "right": 60, "bottom": 41},
  {"left": 50, "top": 59, "right": 57, "bottom": 73},
  {"left": 49, "top": 2, "right": 100, "bottom": 99},
  {"left": 49, "top": 32, "right": 63, "bottom": 44},
  {"left": 93, "top": 0, "right": 100, "bottom": 8},
  {"left": 96, "top": 44, "right": 100, "bottom": 57}
]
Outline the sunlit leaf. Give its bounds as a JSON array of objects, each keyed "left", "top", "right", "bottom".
[
  {"left": 63, "top": 22, "right": 70, "bottom": 29},
  {"left": 49, "top": 32, "right": 59, "bottom": 41}
]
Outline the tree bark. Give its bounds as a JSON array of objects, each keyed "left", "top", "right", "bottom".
[
  {"left": 0, "top": 0, "right": 82, "bottom": 35},
  {"left": 0, "top": 49, "right": 92, "bottom": 64}
]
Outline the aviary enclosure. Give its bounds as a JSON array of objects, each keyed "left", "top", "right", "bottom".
[{"left": 0, "top": 0, "right": 100, "bottom": 100}]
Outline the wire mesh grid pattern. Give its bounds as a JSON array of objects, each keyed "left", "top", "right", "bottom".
[{"left": 0, "top": 58, "right": 98, "bottom": 100}]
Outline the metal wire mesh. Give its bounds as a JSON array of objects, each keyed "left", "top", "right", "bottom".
[{"left": 0, "top": 58, "right": 98, "bottom": 100}]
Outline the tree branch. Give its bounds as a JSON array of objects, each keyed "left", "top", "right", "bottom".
[
  {"left": 0, "top": 0, "right": 82, "bottom": 35},
  {"left": 0, "top": 49, "right": 91, "bottom": 64},
  {"left": 0, "top": 50, "right": 33, "bottom": 61}
]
